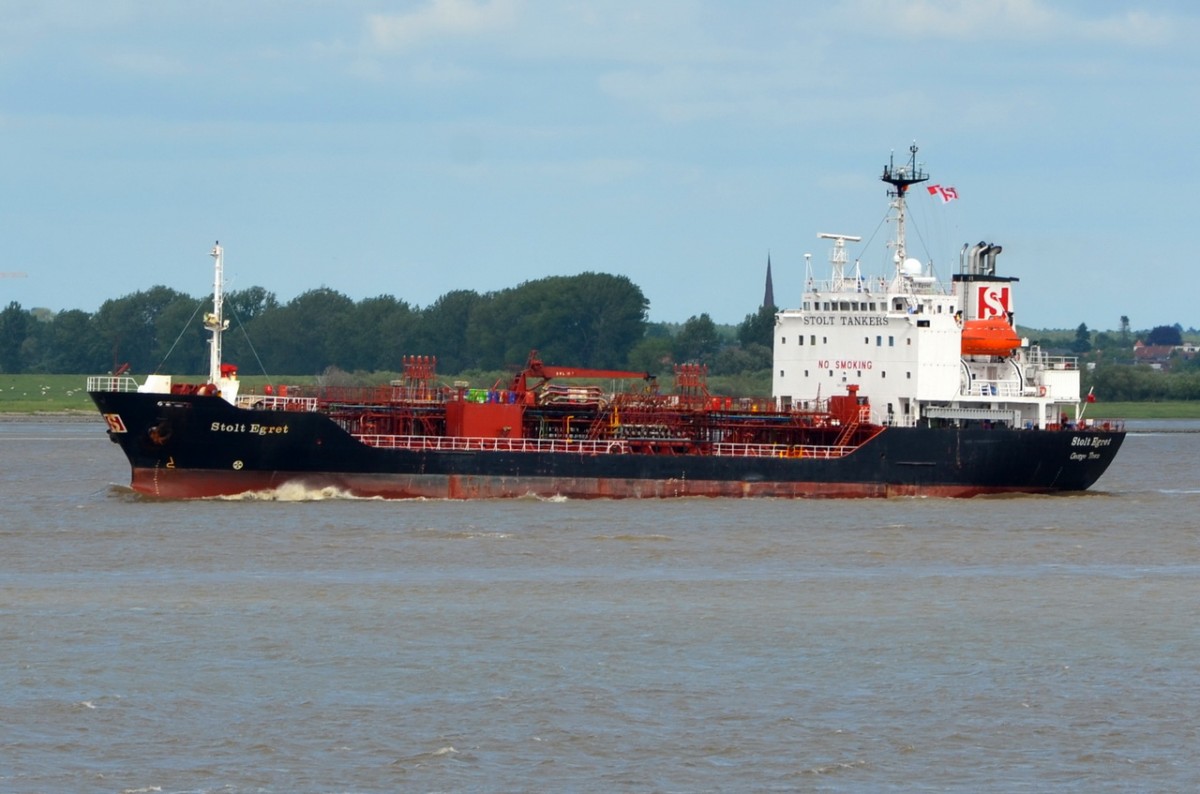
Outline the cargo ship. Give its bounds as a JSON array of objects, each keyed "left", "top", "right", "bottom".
[{"left": 88, "top": 146, "right": 1124, "bottom": 499}]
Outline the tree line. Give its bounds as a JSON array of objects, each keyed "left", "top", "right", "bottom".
[
  {"left": 0, "top": 273, "right": 774, "bottom": 379},
  {"left": 3, "top": 272, "right": 1197, "bottom": 401},
  {"left": 1042, "top": 321, "right": 1200, "bottom": 402}
]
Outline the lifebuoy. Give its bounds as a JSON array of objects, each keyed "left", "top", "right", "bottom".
[{"left": 1038, "top": 386, "right": 1046, "bottom": 397}]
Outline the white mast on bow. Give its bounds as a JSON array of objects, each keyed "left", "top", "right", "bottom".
[{"left": 204, "top": 241, "right": 230, "bottom": 386}]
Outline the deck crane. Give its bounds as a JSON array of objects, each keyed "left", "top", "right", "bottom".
[{"left": 510, "top": 350, "right": 656, "bottom": 395}]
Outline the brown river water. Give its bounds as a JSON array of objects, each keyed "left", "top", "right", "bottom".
[{"left": 3, "top": 417, "right": 1197, "bottom": 792}]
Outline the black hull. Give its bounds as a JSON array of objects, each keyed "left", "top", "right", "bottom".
[{"left": 91, "top": 391, "right": 1125, "bottom": 499}]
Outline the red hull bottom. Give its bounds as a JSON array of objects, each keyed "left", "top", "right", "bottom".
[{"left": 129, "top": 467, "right": 1051, "bottom": 500}]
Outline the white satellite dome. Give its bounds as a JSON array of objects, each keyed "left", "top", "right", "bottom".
[{"left": 903, "top": 257, "right": 923, "bottom": 276}]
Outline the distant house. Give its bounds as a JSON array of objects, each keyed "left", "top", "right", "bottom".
[{"left": 1133, "top": 340, "right": 1197, "bottom": 370}]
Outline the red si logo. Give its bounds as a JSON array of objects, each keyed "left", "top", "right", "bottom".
[
  {"left": 977, "top": 286, "right": 1010, "bottom": 319},
  {"left": 103, "top": 413, "right": 127, "bottom": 433}
]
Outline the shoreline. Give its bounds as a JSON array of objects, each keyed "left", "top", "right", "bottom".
[{"left": 0, "top": 412, "right": 100, "bottom": 423}]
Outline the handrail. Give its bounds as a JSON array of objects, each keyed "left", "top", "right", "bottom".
[
  {"left": 963, "top": 380, "right": 1024, "bottom": 398},
  {"left": 351, "top": 433, "right": 860, "bottom": 459},
  {"left": 235, "top": 394, "right": 320, "bottom": 412},
  {"left": 355, "top": 435, "right": 624, "bottom": 454},
  {"left": 86, "top": 376, "right": 139, "bottom": 393}
]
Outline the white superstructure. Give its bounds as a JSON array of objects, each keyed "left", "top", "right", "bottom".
[{"left": 772, "top": 145, "right": 1084, "bottom": 430}]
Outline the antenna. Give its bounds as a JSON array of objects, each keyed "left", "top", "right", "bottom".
[
  {"left": 881, "top": 143, "right": 929, "bottom": 269},
  {"left": 881, "top": 142, "right": 929, "bottom": 197},
  {"left": 817, "top": 233, "right": 862, "bottom": 290}
]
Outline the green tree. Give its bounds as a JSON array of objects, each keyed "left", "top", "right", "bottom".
[
  {"left": 464, "top": 273, "right": 648, "bottom": 370},
  {"left": 713, "top": 343, "right": 771, "bottom": 374},
  {"left": 1146, "top": 324, "right": 1183, "bottom": 346},
  {"left": 347, "top": 295, "right": 418, "bottom": 372},
  {"left": 529, "top": 273, "right": 646, "bottom": 368},
  {"left": 415, "top": 289, "right": 482, "bottom": 373},
  {"left": 674, "top": 313, "right": 721, "bottom": 363},
  {"left": 737, "top": 304, "right": 775, "bottom": 349},
  {"left": 1071, "top": 323, "right": 1092, "bottom": 354},
  {"left": 152, "top": 293, "right": 208, "bottom": 373},
  {"left": 91, "top": 286, "right": 194, "bottom": 374},
  {"left": 714, "top": 343, "right": 771, "bottom": 374},
  {"left": 627, "top": 336, "right": 673, "bottom": 374},
  {"left": 45, "top": 309, "right": 98, "bottom": 373},
  {"left": 0, "top": 301, "right": 30, "bottom": 373},
  {"left": 222, "top": 287, "right": 279, "bottom": 369},
  {"left": 225, "top": 286, "right": 278, "bottom": 323},
  {"left": 250, "top": 288, "right": 356, "bottom": 373}
]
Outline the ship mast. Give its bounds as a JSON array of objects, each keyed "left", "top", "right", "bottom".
[
  {"left": 203, "top": 241, "right": 229, "bottom": 385},
  {"left": 881, "top": 143, "right": 929, "bottom": 272}
]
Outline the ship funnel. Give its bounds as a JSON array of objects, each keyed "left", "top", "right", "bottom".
[
  {"left": 984, "top": 244, "right": 1002, "bottom": 275},
  {"left": 967, "top": 241, "right": 987, "bottom": 274}
]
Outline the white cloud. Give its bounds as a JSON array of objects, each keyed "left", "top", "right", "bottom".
[
  {"left": 845, "top": 0, "right": 1177, "bottom": 45},
  {"left": 1079, "top": 9, "right": 1174, "bottom": 46},
  {"left": 368, "top": 0, "right": 521, "bottom": 51}
]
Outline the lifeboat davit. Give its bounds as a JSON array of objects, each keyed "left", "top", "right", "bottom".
[{"left": 961, "top": 318, "right": 1020, "bottom": 357}]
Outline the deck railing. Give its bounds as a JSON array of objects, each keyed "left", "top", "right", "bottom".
[
  {"left": 235, "top": 394, "right": 320, "bottom": 412},
  {"left": 963, "top": 380, "right": 1025, "bottom": 398},
  {"left": 86, "top": 376, "right": 140, "bottom": 393},
  {"left": 351, "top": 433, "right": 858, "bottom": 459}
]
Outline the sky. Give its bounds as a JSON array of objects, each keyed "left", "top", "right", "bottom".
[{"left": 1, "top": 0, "right": 1197, "bottom": 332}]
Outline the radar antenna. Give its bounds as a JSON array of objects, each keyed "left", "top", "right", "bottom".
[{"left": 817, "top": 233, "right": 862, "bottom": 291}]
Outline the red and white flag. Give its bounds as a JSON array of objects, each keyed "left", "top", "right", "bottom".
[{"left": 927, "top": 184, "right": 959, "bottom": 203}]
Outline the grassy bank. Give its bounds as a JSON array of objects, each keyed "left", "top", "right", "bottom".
[
  {"left": 0, "top": 373, "right": 317, "bottom": 414},
  {"left": 4, "top": 373, "right": 1199, "bottom": 419},
  {"left": 0, "top": 374, "right": 96, "bottom": 413},
  {"left": 1084, "top": 401, "right": 1200, "bottom": 420}
]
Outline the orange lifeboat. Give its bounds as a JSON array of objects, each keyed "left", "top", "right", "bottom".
[{"left": 961, "top": 318, "right": 1020, "bottom": 357}]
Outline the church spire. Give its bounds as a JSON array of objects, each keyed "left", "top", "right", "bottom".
[{"left": 763, "top": 253, "right": 775, "bottom": 309}]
